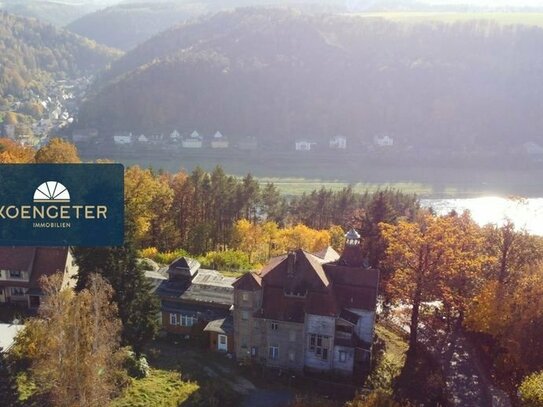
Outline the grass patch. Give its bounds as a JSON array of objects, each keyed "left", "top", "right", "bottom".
[
  {"left": 375, "top": 324, "right": 409, "bottom": 368},
  {"left": 219, "top": 269, "right": 246, "bottom": 278},
  {"left": 352, "top": 12, "right": 543, "bottom": 28},
  {"left": 16, "top": 371, "right": 38, "bottom": 403},
  {"left": 255, "top": 177, "right": 432, "bottom": 196},
  {"left": 110, "top": 368, "right": 199, "bottom": 407},
  {"left": 367, "top": 324, "right": 409, "bottom": 391}
]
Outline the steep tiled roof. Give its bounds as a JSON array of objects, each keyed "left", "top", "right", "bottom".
[
  {"left": 334, "top": 285, "right": 378, "bottom": 311},
  {"left": 305, "top": 290, "right": 337, "bottom": 317},
  {"left": 261, "top": 250, "right": 329, "bottom": 289},
  {"left": 203, "top": 315, "right": 234, "bottom": 335},
  {"left": 0, "top": 247, "right": 69, "bottom": 289},
  {"left": 313, "top": 246, "right": 340, "bottom": 263},
  {"left": 324, "top": 264, "right": 379, "bottom": 288},
  {"left": 0, "top": 247, "right": 36, "bottom": 272},
  {"left": 232, "top": 272, "right": 261, "bottom": 290},
  {"left": 29, "top": 248, "right": 69, "bottom": 286},
  {"left": 157, "top": 269, "right": 234, "bottom": 307},
  {"left": 259, "top": 254, "right": 287, "bottom": 278}
]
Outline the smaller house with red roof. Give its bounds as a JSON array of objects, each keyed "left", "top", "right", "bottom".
[
  {"left": 0, "top": 247, "right": 77, "bottom": 309},
  {"left": 232, "top": 230, "right": 379, "bottom": 379}
]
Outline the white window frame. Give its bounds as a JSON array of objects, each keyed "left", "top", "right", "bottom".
[
  {"left": 180, "top": 315, "right": 195, "bottom": 327},
  {"left": 339, "top": 350, "right": 347, "bottom": 363},
  {"left": 271, "top": 321, "right": 278, "bottom": 330},
  {"left": 308, "top": 334, "right": 329, "bottom": 360},
  {"left": 9, "top": 270, "right": 22, "bottom": 279},
  {"left": 169, "top": 313, "right": 177, "bottom": 325},
  {"left": 10, "top": 287, "right": 25, "bottom": 296},
  {"left": 269, "top": 345, "right": 279, "bottom": 360}
]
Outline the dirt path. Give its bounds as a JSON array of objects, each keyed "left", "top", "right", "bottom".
[{"left": 421, "top": 328, "right": 512, "bottom": 407}]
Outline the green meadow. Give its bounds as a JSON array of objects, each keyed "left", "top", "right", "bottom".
[{"left": 352, "top": 12, "right": 543, "bottom": 28}]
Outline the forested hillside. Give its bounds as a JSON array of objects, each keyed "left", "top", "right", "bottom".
[
  {"left": 0, "top": 0, "right": 117, "bottom": 26},
  {"left": 66, "top": 0, "right": 358, "bottom": 51},
  {"left": 66, "top": 2, "right": 205, "bottom": 51},
  {"left": 78, "top": 9, "right": 543, "bottom": 152},
  {"left": 0, "top": 11, "right": 121, "bottom": 98}
]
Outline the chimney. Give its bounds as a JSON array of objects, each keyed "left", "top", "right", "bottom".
[{"left": 287, "top": 251, "right": 296, "bottom": 277}]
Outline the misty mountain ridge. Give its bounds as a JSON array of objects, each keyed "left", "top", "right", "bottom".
[
  {"left": 75, "top": 8, "right": 543, "bottom": 155},
  {"left": 0, "top": 11, "right": 120, "bottom": 98}
]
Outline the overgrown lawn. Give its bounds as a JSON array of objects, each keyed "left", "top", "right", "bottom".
[{"left": 110, "top": 368, "right": 199, "bottom": 407}]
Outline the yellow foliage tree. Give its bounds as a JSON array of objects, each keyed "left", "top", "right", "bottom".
[
  {"left": 124, "top": 166, "right": 175, "bottom": 246},
  {"left": 278, "top": 224, "right": 330, "bottom": 253},
  {"left": 0, "top": 137, "right": 34, "bottom": 163},
  {"left": 34, "top": 137, "right": 81, "bottom": 163},
  {"left": 381, "top": 212, "right": 486, "bottom": 349},
  {"left": 12, "top": 274, "right": 122, "bottom": 407},
  {"left": 232, "top": 219, "right": 263, "bottom": 263}
]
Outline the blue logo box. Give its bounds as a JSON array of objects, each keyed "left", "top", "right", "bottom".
[{"left": 0, "top": 164, "right": 124, "bottom": 246}]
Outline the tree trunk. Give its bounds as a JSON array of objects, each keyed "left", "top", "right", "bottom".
[{"left": 409, "top": 286, "right": 422, "bottom": 351}]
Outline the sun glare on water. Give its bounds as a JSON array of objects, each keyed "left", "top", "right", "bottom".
[{"left": 422, "top": 197, "right": 543, "bottom": 236}]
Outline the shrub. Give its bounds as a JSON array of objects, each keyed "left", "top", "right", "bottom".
[
  {"left": 138, "top": 248, "right": 190, "bottom": 265},
  {"left": 519, "top": 371, "right": 543, "bottom": 407},
  {"left": 198, "top": 250, "right": 253, "bottom": 271},
  {"left": 139, "top": 247, "right": 158, "bottom": 259},
  {"left": 124, "top": 351, "right": 150, "bottom": 379},
  {"left": 347, "top": 390, "right": 410, "bottom": 407}
]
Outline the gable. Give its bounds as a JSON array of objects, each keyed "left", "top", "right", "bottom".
[
  {"left": 233, "top": 272, "right": 261, "bottom": 291},
  {"left": 261, "top": 250, "right": 329, "bottom": 289}
]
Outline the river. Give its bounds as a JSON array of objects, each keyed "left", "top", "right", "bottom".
[{"left": 422, "top": 197, "right": 543, "bottom": 235}]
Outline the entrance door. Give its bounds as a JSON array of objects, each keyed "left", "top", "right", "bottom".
[
  {"left": 0, "top": 287, "right": 5, "bottom": 303},
  {"left": 218, "top": 334, "right": 228, "bottom": 351}
]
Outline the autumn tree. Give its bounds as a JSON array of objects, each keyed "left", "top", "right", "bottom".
[
  {"left": 124, "top": 166, "right": 175, "bottom": 247},
  {"left": 0, "top": 138, "right": 34, "bottom": 163},
  {"left": 73, "top": 238, "right": 160, "bottom": 356},
  {"left": 232, "top": 219, "right": 263, "bottom": 263},
  {"left": 466, "top": 261, "right": 543, "bottom": 379},
  {"left": 278, "top": 223, "right": 331, "bottom": 253},
  {"left": 14, "top": 274, "right": 122, "bottom": 407},
  {"left": 34, "top": 137, "right": 81, "bottom": 163},
  {"left": 381, "top": 212, "right": 486, "bottom": 349},
  {"left": 482, "top": 220, "right": 543, "bottom": 286}
]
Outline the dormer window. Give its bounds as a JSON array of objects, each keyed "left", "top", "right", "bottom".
[
  {"left": 9, "top": 270, "right": 22, "bottom": 279},
  {"left": 284, "top": 289, "right": 307, "bottom": 298}
]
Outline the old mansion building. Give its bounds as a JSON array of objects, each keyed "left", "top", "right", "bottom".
[{"left": 232, "top": 230, "right": 379, "bottom": 377}]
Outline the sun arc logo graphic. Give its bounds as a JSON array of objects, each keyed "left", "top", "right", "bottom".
[{"left": 33, "top": 181, "right": 71, "bottom": 203}]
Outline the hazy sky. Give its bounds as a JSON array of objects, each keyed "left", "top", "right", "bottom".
[{"left": 425, "top": 0, "right": 543, "bottom": 6}]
